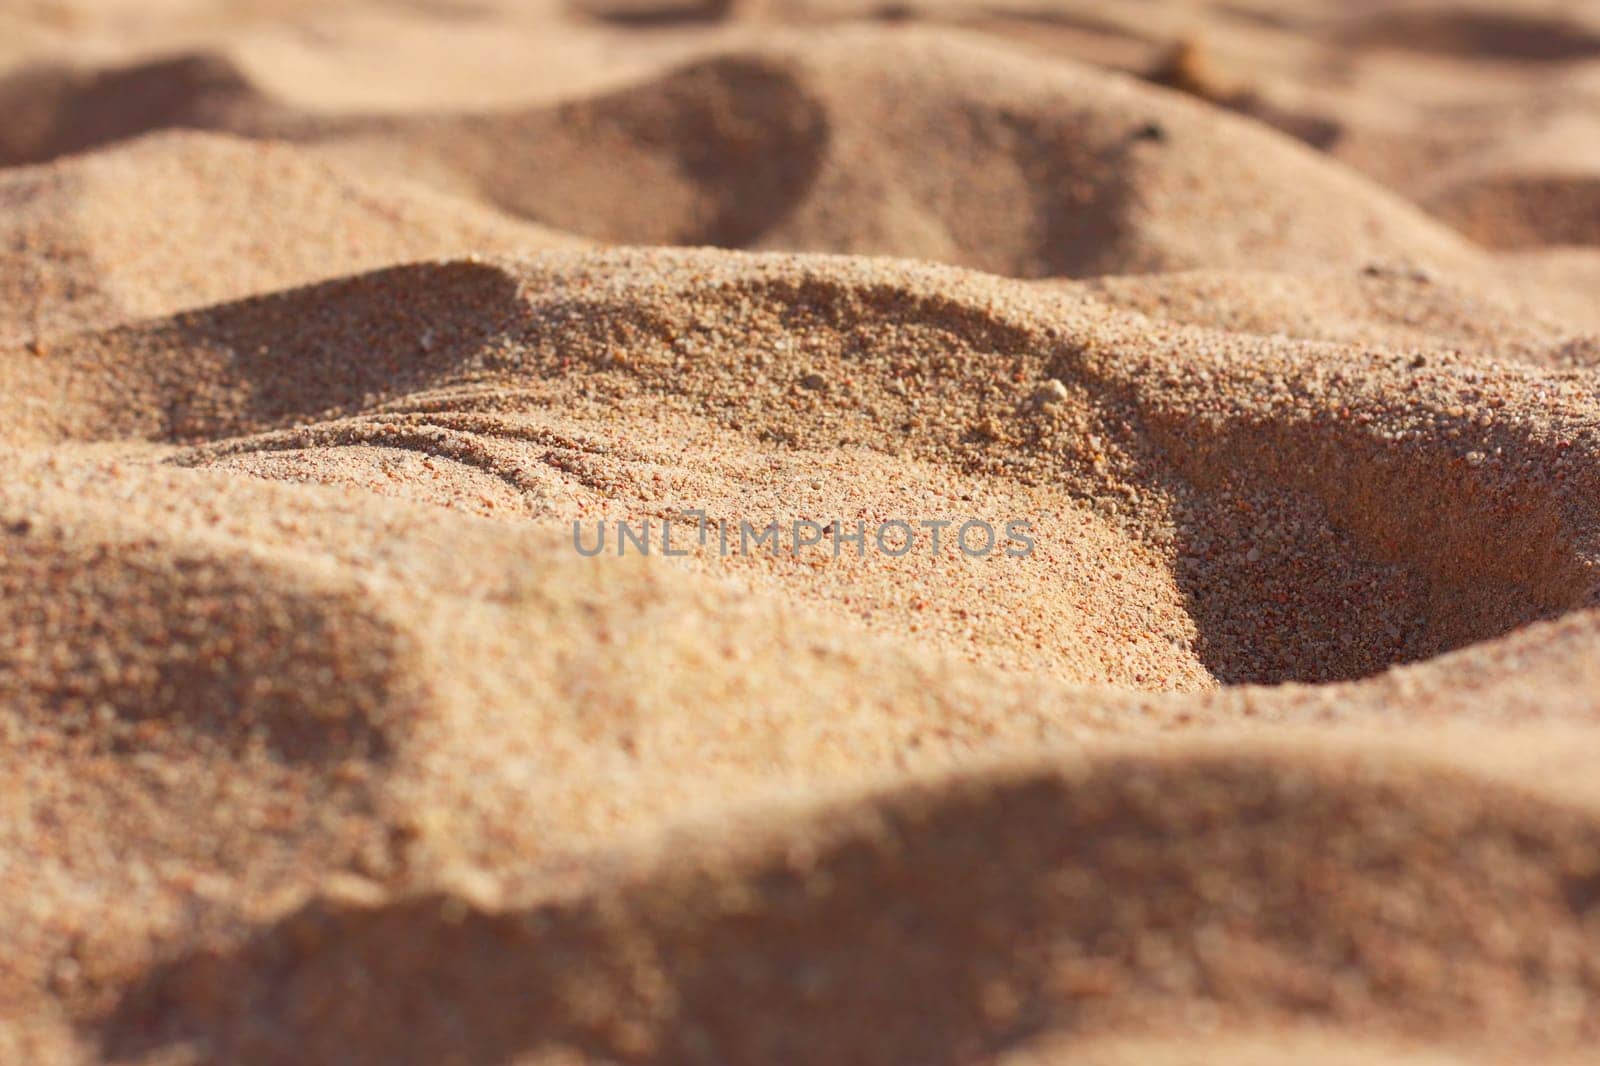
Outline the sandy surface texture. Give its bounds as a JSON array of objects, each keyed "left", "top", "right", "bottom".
[{"left": 5, "top": 2, "right": 1600, "bottom": 1064}]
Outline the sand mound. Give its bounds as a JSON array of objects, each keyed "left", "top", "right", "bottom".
[
  {"left": 0, "top": 30, "right": 1480, "bottom": 278},
  {"left": 350, "top": 30, "right": 1484, "bottom": 277},
  {"left": 9, "top": 421, "right": 1600, "bottom": 1064},
  {"left": 0, "top": 51, "right": 276, "bottom": 168},
  {"left": 102, "top": 743, "right": 1600, "bottom": 1064},
  {"left": 2, "top": 258, "right": 530, "bottom": 442},
  {"left": 440, "top": 52, "right": 833, "bottom": 249},
  {"left": 10, "top": 248, "right": 1599, "bottom": 691},
  {"left": 1, "top": 509, "right": 408, "bottom": 763},
  {"left": 9, "top": 4, "right": 1600, "bottom": 1063},
  {"left": 7, "top": 245, "right": 1600, "bottom": 1060},
  {"left": 0, "top": 131, "right": 582, "bottom": 341}
]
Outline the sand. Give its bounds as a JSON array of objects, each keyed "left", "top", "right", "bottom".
[{"left": 4, "top": 2, "right": 1600, "bottom": 1064}]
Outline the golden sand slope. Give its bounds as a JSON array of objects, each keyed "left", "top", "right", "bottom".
[
  {"left": 0, "top": 30, "right": 1480, "bottom": 276},
  {"left": 0, "top": 130, "right": 582, "bottom": 340},
  {"left": 13, "top": 249, "right": 1600, "bottom": 683},
  {"left": 7, "top": 247, "right": 1600, "bottom": 1064},
  {"left": 5, "top": 2, "right": 1600, "bottom": 1064}
]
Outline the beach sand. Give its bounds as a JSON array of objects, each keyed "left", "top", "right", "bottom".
[{"left": 5, "top": 1, "right": 1600, "bottom": 1063}]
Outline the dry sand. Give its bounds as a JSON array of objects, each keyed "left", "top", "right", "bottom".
[{"left": 5, "top": 2, "right": 1600, "bottom": 1064}]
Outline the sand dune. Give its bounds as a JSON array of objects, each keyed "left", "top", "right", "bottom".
[
  {"left": 0, "top": 130, "right": 581, "bottom": 340},
  {"left": 0, "top": 51, "right": 276, "bottom": 168},
  {"left": 6, "top": 2, "right": 1600, "bottom": 1064},
  {"left": 11, "top": 248, "right": 1599, "bottom": 686},
  {"left": 0, "top": 31, "right": 1483, "bottom": 277},
  {"left": 7, "top": 248, "right": 1600, "bottom": 1065},
  {"left": 10, "top": 448, "right": 1600, "bottom": 1064},
  {"left": 98, "top": 743, "right": 1600, "bottom": 1065}
]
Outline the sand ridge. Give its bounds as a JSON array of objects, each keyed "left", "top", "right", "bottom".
[
  {"left": 5, "top": 2, "right": 1600, "bottom": 1064},
  {"left": 0, "top": 29, "right": 1486, "bottom": 277}
]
